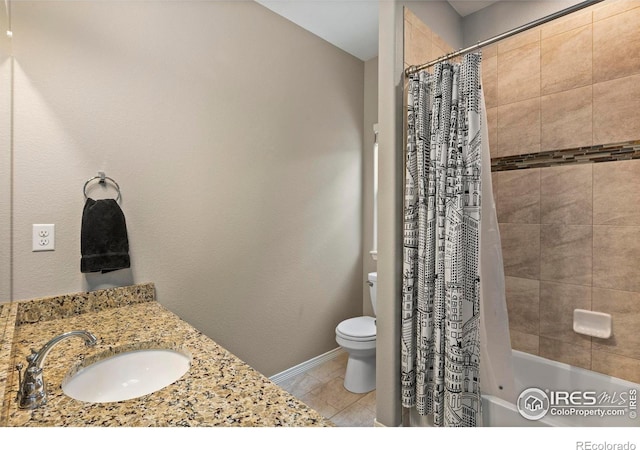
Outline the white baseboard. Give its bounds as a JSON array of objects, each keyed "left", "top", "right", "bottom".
[{"left": 269, "top": 347, "right": 346, "bottom": 385}]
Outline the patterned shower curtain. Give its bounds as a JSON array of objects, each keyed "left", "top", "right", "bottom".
[{"left": 401, "top": 53, "right": 483, "bottom": 427}]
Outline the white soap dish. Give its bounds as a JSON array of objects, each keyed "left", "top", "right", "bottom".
[{"left": 573, "top": 309, "right": 612, "bottom": 339}]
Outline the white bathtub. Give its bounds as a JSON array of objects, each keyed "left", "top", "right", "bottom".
[{"left": 482, "top": 350, "right": 640, "bottom": 427}]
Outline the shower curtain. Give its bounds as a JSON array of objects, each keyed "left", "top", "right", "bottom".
[{"left": 401, "top": 53, "right": 514, "bottom": 427}]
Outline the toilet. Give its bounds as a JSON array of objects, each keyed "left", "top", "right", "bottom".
[{"left": 335, "top": 272, "right": 377, "bottom": 394}]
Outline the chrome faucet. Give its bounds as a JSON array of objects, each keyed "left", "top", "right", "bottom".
[{"left": 16, "top": 330, "right": 97, "bottom": 409}]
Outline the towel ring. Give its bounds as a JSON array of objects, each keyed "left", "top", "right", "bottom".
[{"left": 83, "top": 172, "right": 121, "bottom": 202}]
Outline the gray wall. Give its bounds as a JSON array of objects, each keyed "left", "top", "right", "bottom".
[
  {"left": 0, "top": 2, "right": 10, "bottom": 305},
  {"left": 362, "top": 56, "right": 378, "bottom": 316},
  {"left": 9, "top": 0, "right": 364, "bottom": 377},
  {"left": 376, "top": 0, "right": 464, "bottom": 427},
  {"left": 377, "top": 0, "right": 404, "bottom": 427}
]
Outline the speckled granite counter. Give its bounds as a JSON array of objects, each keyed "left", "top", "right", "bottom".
[
  {"left": 0, "top": 301, "right": 17, "bottom": 418},
  {"left": 0, "top": 283, "right": 331, "bottom": 427}
]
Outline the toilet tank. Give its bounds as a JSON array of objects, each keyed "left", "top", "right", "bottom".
[{"left": 368, "top": 272, "right": 377, "bottom": 316}]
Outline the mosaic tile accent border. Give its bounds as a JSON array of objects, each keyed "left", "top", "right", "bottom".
[
  {"left": 14, "top": 283, "right": 155, "bottom": 325},
  {"left": 491, "top": 141, "right": 640, "bottom": 172}
]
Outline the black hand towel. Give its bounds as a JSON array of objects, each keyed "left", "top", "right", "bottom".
[{"left": 81, "top": 198, "right": 130, "bottom": 273}]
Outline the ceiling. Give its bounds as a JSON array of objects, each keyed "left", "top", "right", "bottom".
[
  {"left": 255, "top": 1, "right": 497, "bottom": 61},
  {"left": 448, "top": 1, "right": 498, "bottom": 16}
]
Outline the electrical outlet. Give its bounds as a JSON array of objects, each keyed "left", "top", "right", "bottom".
[{"left": 32, "top": 224, "right": 55, "bottom": 251}]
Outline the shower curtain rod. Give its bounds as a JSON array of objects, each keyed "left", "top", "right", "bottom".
[{"left": 405, "top": 0, "right": 605, "bottom": 76}]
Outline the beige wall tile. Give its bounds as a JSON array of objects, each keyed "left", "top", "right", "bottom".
[
  {"left": 593, "top": 159, "right": 640, "bottom": 225},
  {"left": 498, "top": 41, "right": 541, "bottom": 106},
  {"left": 540, "top": 86, "right": 593, "bottom": 151},
  {"left": 510, "top": 329, "right": 539, "bottom": 355},
  {"left": 432, "top": 44, "right": 447, "bottom": 60},
  {"left": 486, "top": 106, "right": 497, "bottom": 159},
  {"left": 540, "top": 164, "right": 593, "bottom": 225},
  {"left": 593, "top": 7, "right": 640, "bottom": 83},
  {"left": 498, "top": 28, "right": 540, "bottom": 54},
  {"left": 593, "top": 226, "right": 640, "bottom": 292},
  {"left": 505, "top": 276, "right": 540, "bottom": 335},
  {"left": 539, "top": 337, "right": 591, "bottom": 370},
  {"left": 593, "top": 0, "right": 640, "bottom": 22},
  {"left": 482, "top": 55, "right": 497, "bottom": 109},
  {"left": 497, "top": 97, "right": 540, "bottom": 157},
  {"left": 541, "top": 25, "right": 592, "bottom": 95},
  {"left": 592, "top": 287, "right": 640, "bottom": 360},
  {"left": 432, "top": 32, "right": 454, "bottom": 55},
  {"left": 483, "top": 44, "right": 497, "bottom": 59},
  {"left": 404, "top": 7, "right": 420, "bottom": 26},
  {"left": 500, "top": 223, "right": 541, "bottom": 279},
  {"left": 591, "top": 350, "right": 640, "bottom": 384},
  {"left": 593, "top": 74, "right": 640, "bottom": 144},
  {"left": 496, "top": 169, "right": 540, "bottom": 224},
  {"left": 539, "top": 281, "right": 592, "bottom": 347},
  {"left": 412, "top": 17, "right": 431, "bottom": 38},
  {"left": 405, "top": 21, "right": 432, "bottom": 68},
  {"left": 541, "top": 8, "right": 592, "bottom": 39},
  {"left": 404, "top": 19, "right": 413, "bottom": 65},
  {"left": 540, "top": 224, "right": 592, "bottom": 286},
  {"left": 414, "top": 29, "right": 433, "bottom": 68}
]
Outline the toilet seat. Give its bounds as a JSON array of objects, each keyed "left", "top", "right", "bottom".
[{"left": 336, "top": 316, "right": 376, "bottom": 342}]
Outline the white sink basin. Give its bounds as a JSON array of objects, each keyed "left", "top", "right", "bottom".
[{"left": 62, "top": 347, "right": 191, "bottom": 403}]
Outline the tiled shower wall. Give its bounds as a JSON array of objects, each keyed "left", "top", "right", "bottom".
[
  {"left": 488, "top": 0, "right": 640, "bottom": 385},
  {"left": 404, "top": 0, "right": 640, "bottom": 384},
  {"left": 482, "top": 0, "right": 640, "bottom": 157},
  {"left": 496, "top": 160, "right": 640, "bottom": 384},
  {"left": 404, "top": 8, "right": 455, "bottom": 73}
]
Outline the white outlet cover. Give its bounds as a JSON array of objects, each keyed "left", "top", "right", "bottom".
[{"left": 32, "top": 224, "right": 55, "bottom": 251}]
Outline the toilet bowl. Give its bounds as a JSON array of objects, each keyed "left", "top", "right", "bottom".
[{"left": 335, "top": 272, "right": 377, "bottom": 394}]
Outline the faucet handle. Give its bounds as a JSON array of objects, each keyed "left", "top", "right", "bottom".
[
  {"left": 15, "top": 363, "right": 23, "bottom": 400},
  {"left": 17, "top": 330, "right": 97, "bottom": 410},
  {"left": 26, "top": 349, "right": 38, "bottom": 363}
]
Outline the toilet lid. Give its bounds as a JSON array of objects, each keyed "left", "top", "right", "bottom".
[{"left": 336, "top": 316, "right": 376, "bottom": 340}]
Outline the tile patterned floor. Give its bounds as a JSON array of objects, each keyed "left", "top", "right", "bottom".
[{"left": 276, "top": 352, "right": 377, "bottom": 427}]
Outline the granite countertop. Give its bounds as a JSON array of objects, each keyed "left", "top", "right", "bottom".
[{"left": 0, "top": 284, "right": 331, "bottom": 427}]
